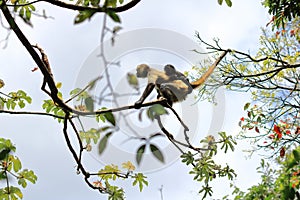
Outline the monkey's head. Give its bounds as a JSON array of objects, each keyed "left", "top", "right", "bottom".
[
  {"left": 136, "top": 64, "right": 150, "bottom": 78},
  {"left": 164, "top": 64, "right": 176, "bottom": 75}
]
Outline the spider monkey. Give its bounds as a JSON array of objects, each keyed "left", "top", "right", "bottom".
[
  {"left": 134, "top": 62, "right": 216, "bottom": 108},
  {"left": 157, "top": 64, "right": 193, "bottom": 105}
]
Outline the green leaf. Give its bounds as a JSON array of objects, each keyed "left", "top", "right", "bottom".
[
  {"left": 217, "top": 0, "right": 223, "bottom": 5},
  {"left": 74, "top": 10, "right": 96, "bottom": 24},
  {"left": 98, "top": 164, "right": 120, "bottom": 180},
  {"left": 136, "top": 144, "right": 146, "bottom": 165},
  {"left": 90, "top": 0, "right": 100, "bottom": 7},
  {"left": 98, "top": 132, "right": 113, "bottom": 155},
  {"left": 56, "top": 82, "right": 62, "bottom": 89},
  {"left": 181, "top": 151, "right": 194, "bottom": 165},
  {"left": 85, "top": 96, "right": 94, "bottom": 112},
  {"left": 244, "top": 102, "right": 250, "bottom": 110},
  {"left": 0, "top": 171, "right": 7, "bottom": 180},
  {"left": 225, "top": 0, "right": 232, "bottom": 7},
  {"left": 18, "top": 178, "right": 27, "bottom": 188},
  {"left": 132, "top": 173, "right": 148, "bottom": 192},
  {"left": 96, "top": 113, "right": 106, "bottom": 123},
  {"left": 0, "top": 138, "right": 16, "bottom": 152},
  {"left": 9, "top": 186, "right": 23, "bottom": 199},
  {"left": 292, "top": 149, "right": 300, "bottom": 161},
  {"left": 150, "top": 144, "right": 164, "bottom": 163},
  {"left": 107, "top": 186, "right": 124, "bottom": 200},
  {"left": 147, "top": 104, "right": 168, "bottom": 121},
  {"left": 257, "top": 116, "right": 261, "bottom": 123},
  {"left": 12, "top": 156, "right": 22, "bottom": 172},
  {"left": 105, "top": 0, "right": 117, "bottom": 7},
  {"left": 106, "top": 10, "right": 121, "bottom": 23},
  {"left": 88, "top": 77, "right": 101, "bottom": 91},
  {"left": 19, "top": 169, "right": 37, "bottom": 185},
  {"left": 104, "top": 112, "right": 116, "bottom": 126},
  {"left": 23, "top": 96, "right": 32, "bottom": 104},
  {"left": 0, "top": 148, "right": 10, "bottom": 160},
  {"left": 127, "top": 73, "right": 138, "bottom": 90},
  {"left": 18, "top": 100, "right": 25, "bottom": 108},
  {"left": 25, "top": 7, "right": 31, "bottom": 20}
]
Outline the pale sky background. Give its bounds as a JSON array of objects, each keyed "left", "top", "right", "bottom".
[{"left": 0, "top": 0, "right": 271, "bottom": 199}]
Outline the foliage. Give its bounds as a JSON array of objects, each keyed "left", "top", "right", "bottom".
[
  {"left": 239, "top": 103, "right": 300, "bottom": 157},
  {"left": 189, "top": 12, "right": 300, "bottom": 200},
  {"left": 262, "top": 0, "right": 300, "bottom": 28},
  {"left": 181, "top": 132, "right": 237, "bottom": 199},
  {"left": 12, "top": 0, "right": 35, "bottom": 26},
  {"left": 94, "top": 161, "right": 148, "bottom": 199},
  {"left": 132, "top": 173, "right": 148, "bottom": 192},
  {"left": 0, "top": 89, "right": 32, "bottom": 110},
  {"left": 225, "top": 146, "right": 300, "bottom": 199},
  {"left": 193, "top": 17, "right": 300, "bottom": 157},
  {"left": 0, "top": 138, "right": 37, "bottom": 200},
  {"left": 2, "top": 0, "right": 298, "bottom": 199}
]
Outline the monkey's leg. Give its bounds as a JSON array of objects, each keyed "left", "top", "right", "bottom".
[
  {"left": 134, "top": 83, "right": 155, "bottom": 108},
  {"left": 159, "top": 84, "right": 178, "bottom": 107}
]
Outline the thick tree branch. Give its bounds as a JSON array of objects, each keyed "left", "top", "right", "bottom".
[
  {"left": 0, "top": 1, "right": 65, "bottom": 106},
  {"left": 7, "top": 0, "right": 141, "bottom": 13}
]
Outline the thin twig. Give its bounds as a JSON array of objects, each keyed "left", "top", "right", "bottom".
[{"left": 0, "top": 109, "right": 65, "bottom": 119}]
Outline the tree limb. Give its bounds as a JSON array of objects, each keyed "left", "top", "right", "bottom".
[{"left": 7, "top": 0, "right": 141, "bottom": 13}]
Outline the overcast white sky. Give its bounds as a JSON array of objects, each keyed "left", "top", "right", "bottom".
[{"left": 0, "top": 0, "right": 271, "bottom": 199}]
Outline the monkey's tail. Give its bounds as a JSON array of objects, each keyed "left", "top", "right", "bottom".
[{"left": 190, "top": 50, "right": 229, "bottom": 89}]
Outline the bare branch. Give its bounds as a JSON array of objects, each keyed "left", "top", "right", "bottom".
[
  {"left": 7, "top": 0, "right": 141, "bottom": 13},
  {"left": 0, "top": 110, "right": 65, "bottom": 119},
  {"left": 155, "top": 115, "right": 210, "bottom": 153}
]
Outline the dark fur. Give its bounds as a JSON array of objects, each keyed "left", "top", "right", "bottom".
[{"left": 135, "top": 64, "right": 192, "bottom": 107}]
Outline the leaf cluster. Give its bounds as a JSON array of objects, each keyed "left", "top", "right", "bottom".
[
  {"left": 94, "top": 162, "right": 148, "bottom": 199},
  {"left": 0, "top": 138, "right": 37, "bottom": 200},
  {"left": 74, "top": 0, "right": 123, "bottom": 24},
  {"left": 239, "top": 102, "right": 300, "bottom": 157},
  {"left": 0, "top": 90, "right": 32, "bottom": 110},
  {"left": 12, "top": 0, "right": 35, "bottom": 26},
  {"left": 262, "top": 0, "right": 300, "bottom": 28},
  {"left": 180, "top": 132, "right": 237, "bottom": 199},
  {"left": 228, "top": 146, "right": 300, "bottom": 199}
]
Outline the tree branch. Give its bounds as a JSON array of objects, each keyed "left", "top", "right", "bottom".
[
  {"left": 7, "top": 0, "right": 141, "bottom": 13},
  {"left": 0, "top": 110, "right": 65, "bottom": 119}
]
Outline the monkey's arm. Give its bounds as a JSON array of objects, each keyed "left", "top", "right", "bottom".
[{"left": 134, "top": 83, "right": 155, "bottom": 108}]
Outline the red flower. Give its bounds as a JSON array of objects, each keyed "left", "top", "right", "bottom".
[
  {"left": 286, "top": 130, "right": 291, "bottom": 135},
  {"left": 290, "top": 30, "right": 295, "bottom": 37},
  {"left": 277, "top": 132, "right": 283, "bottom": 139},
  {"left": 292, "top": 171, "right": 298, "bottom": 176},
  {"left": 240, "top": 117, "right": 245, "bottom": 121},
  {"left": 273, "top": 125, "right": 282, "bottom": 139}
]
